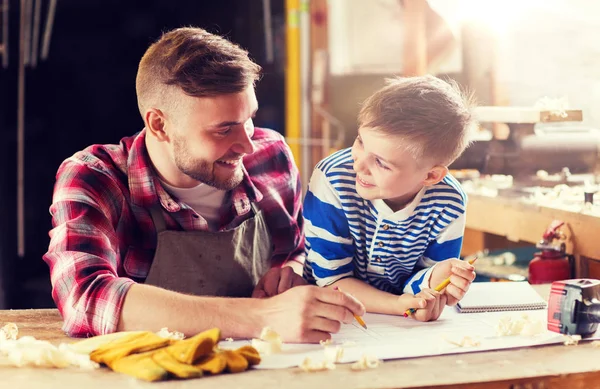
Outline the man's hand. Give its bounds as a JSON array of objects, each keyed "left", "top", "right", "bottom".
[
  {"left": 252, "top": 266, "right": 307, "bottom": 298},
  {"left": 256, "top": 285, "right": 366, "bottom": 343},
  {"left": 429, "top": 258, "right": 476, "bottom": 306},
  {"left": 398, "top": 289, "right": 447, "bottom": 322}
]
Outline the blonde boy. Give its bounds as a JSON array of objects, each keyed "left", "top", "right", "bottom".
[{"left": 303, "top": 75, "right": 477, "bottom": 321}]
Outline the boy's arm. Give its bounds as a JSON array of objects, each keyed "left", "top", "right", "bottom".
[
  {"left": 331, "top": 277, "right": 426, "bottom": 315},
  {"left": 403, "top": 211, "right": 466, "bottom": 294},
  {"left": 303, "top": 168, "right": 355, "bottom": 285}
]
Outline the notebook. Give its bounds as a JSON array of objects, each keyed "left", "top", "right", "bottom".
[{"left": 456, "top": 281, "right": 547, "bottom": 313}]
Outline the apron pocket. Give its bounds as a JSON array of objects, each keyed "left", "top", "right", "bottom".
[{"left": 123, "top": 246, "right": 153, "bottom": 280}]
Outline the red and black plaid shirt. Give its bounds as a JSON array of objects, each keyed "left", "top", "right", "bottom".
[{"left": 43, "top": 128, "right": 304, "bottom": 337}]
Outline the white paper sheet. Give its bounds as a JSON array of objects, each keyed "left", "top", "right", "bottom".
[{"left": 221, "top": 308, "right": 585, "bottom": 369}]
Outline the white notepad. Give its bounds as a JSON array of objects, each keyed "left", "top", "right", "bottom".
[{"left": 456, "top": 281, "right": 547, "bottom": 313}]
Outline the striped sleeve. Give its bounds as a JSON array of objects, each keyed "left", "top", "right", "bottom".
[
  {"left": 303, "top": 168, "right": 355, "bottom": 287},
  {"left": 403, "top": 179, "right": 467, "bottom": 294}
]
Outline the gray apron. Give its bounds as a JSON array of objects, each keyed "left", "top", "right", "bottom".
[{"left": 144, "top": 203, "right": 272, "bottom": 297}]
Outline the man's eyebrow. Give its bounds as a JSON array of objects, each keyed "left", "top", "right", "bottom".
[{"left": 208, "top": 108, "right": 259, "bottom": 129}]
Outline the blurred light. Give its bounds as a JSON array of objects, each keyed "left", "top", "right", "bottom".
[{"left": 456, "top": 0, "right": 546, "bottom": 35}]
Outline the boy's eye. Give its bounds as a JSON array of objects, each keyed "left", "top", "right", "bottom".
[
  {"left": 376, "top": 158, "right": 389, "bottom": 170},
  {"left": 356, "top": 135, "right": 363, "bottom": 145}
]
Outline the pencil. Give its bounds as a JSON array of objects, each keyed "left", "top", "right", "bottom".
[
  {"left": 333, "top": 286, "right": 368, "bottom": 329},
  {"left": 403, "top": 257, "right": 478, "bottom": 318}
]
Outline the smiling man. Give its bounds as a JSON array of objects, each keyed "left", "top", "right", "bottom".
[{"left": 43, "top": 27, "right": 364, "bottom": 342}]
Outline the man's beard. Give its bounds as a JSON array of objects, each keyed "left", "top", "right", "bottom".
[{"left": 173, "top": 137, "right": 243, "bottom": 191}]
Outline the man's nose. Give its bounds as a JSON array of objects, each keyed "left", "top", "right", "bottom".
[{"left": 233, "top": 126, "right": 255, "bottom": 155}]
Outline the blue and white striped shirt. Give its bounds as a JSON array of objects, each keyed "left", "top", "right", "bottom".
[{"left": 303, "top": 148, "right": 467, "bottom": 295}]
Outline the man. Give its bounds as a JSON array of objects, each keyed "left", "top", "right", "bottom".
[{"left": 43, "top": 27, "right": 363, "bottom": 343}]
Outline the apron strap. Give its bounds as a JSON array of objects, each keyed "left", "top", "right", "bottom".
[
  {"left": 250, "top": 202, "right": 261, "bottom": 216},
  {"left": 149, "top": 204, "right": 167, "bottom": 233}
]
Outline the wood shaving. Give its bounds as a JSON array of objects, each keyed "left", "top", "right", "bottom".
[
  {"left": 319, "top": 339, "right": 332, "bottom": 346},
  {"left": 251, "top": 327, "right": 282, "bottom": 355},
  {"left": 591, "top": 341, "right": 600, "bottom": 348},
  {"left": 299, "top": 357, "right": 336, "bottom": 372},
  {"left": 0, "top": 336, "right": 98, "bottom": 369},
  {"left": 155, "top": 327, "right": 184, "bottom": 340},
  {"left": 350, "top": 355, "right": 381, "bottom": 371},
  {"left": 495, "top": 314, "right": 545, "bottom": 336},
  {"left": 445, "top": 335, "right": 481, "bottom": 348},
  {"left": 0, "top": 323, "right": 18, "bottom": 342},
  {"left": 323, "top": 345, "right": 344, "bottom": 363},
  {"left": 225, "top": 338, "right": 234, "bottom": 342},
  {"left": 563, "top": 334, "right": 582, "bottom": 346}
]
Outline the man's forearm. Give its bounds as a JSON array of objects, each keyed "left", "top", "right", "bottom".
[
  {"left": 330, "top": 277, "right": 402, "bottom": 315},
  {"left": 117, "top": 284, "right": 266, "bottom": 338}
]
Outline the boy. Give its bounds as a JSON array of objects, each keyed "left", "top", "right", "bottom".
[{"left": 303, "top": 75, "right": 477, "bottom": 321}]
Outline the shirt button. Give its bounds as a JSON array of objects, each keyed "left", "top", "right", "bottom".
[
  {"left": 382, "top": 224, "right": 390, "bottom": 230},
  {"left": 378, "top": 242, "right": 384, "bottom": 248},
  {"left": 374, "top": 257, "right": 381, "bottom": 262}
]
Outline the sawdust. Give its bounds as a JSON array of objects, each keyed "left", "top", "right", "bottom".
[
  {"left": 319, "top": 339, "right": 332, "bottom": 346},
  {"left": 225, "top": 338, "right": 234, "bottom": 342},
  {"left": 251, "top": 327, "right": 282, "bottom": 355},
  {"left": 299, "top": 357, "right": 336, "bottom": 372},
  {"left": 495, "top": 314, "right": 545, "bottom": 336},
  {"left": 563, "top": 334, "right": 582, "bottom": 346},
  {"left": 323, "top": 346, "right": 344, "bottom": 363},
  {"left": 0, "top": 335, "right": 98, "bottom": 369},
  {"left": 351, "top": 355, "right": 382, "bottom": 371},
  {"left": 155, "top": 327, "right": 184, "bottom": 340},
  {"left": 444, "top": 335, "right": 481, "bottom": 348},
  {"left": 591, "top": 341, "right": 600, "bottom": 348},
  {"left": 0, "top": 323, "right": 18, "bottom": 342}
]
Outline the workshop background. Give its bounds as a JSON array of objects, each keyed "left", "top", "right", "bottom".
[{"left": 0, "top": 0, "right": 599, "bottom": 309}]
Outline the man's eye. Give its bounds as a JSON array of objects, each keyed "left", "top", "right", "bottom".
[{"left": 217, "top": 127, "right": 232, "bottom": 136}]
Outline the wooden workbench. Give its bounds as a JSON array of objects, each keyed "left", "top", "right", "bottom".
[
  {"left": 464, "top": 193, "right": 600, "bottom": 278},
  {"left": 2, "top": 285, "right": 600, "bottom": 389}
]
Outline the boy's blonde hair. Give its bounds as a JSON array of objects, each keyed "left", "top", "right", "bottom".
[{"left": 358, "top": 75, "right": 477, "bottom": 166}]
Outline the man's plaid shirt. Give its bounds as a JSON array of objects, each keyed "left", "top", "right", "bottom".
[{"left": 43, "top": 128, "right": 304, "bottom": 337}]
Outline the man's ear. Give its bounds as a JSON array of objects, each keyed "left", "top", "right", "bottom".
[
  {"left": 423, "top": 165, "right": 448, "bottom": 186},
  {"left": 145, "top": 108, "right": 169, "bottom": 142}
]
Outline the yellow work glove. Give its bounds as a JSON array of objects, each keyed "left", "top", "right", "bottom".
[
  {"left": 87, "top": 328, "right": 260, "bottom": 382},
  {"left": 195, "top": 345, "right": 261, "bottom": 374}
]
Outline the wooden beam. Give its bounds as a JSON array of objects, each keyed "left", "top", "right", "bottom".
[
  {"left": 401, "top": 0, "right": 427, "bottom": 76},
  {"left": 309, "top": 0, "right": 329, "bottom": 168}
]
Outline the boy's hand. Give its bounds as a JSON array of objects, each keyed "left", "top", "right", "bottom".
[
  {"left": 252, "top": 267, "right": 307, "bottom": 298},
  {"left": 398, "top": 289, "right": 447, "bottom": 321},
  {"left": 429, "top": 258, "right": 476, "bottom": 306}
]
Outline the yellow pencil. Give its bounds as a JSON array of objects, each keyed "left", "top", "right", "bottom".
[
  {"left": 403, "top": 257, "right": 477, "bottom": 318},
  {"left": 333, "top": 286, "right": 368, "bottom": 329}
]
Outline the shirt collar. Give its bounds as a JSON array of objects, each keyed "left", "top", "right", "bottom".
[{"left": 127, "top": 129, "right": 263, "bottom": 216}]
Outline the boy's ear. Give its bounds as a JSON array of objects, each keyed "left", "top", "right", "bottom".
[
  {"left": 422, "top": 165, "right": 448, "bottom": 186},
  {"left": 145, "top": 108, "right": 170, "bottom": 142}
]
